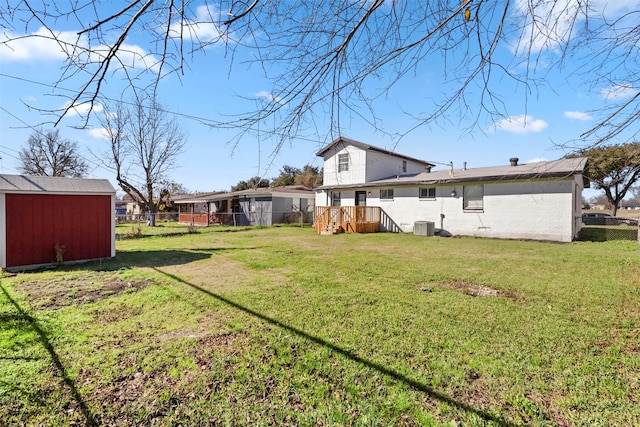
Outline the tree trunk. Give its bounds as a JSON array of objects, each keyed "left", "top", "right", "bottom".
[{"left": 147, "top": 203, "right": 157, "bottom": 227}]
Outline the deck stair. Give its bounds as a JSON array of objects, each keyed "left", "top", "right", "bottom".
[
  {"left": 314, "top": 206, "right": 381, "bottom": 234},
  {"left": 319, "top": 223, "right": 343, "bottom": 235}
]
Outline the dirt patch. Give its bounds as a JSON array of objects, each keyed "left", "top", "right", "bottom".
[
  {"left": 16, "top": 273, "right": 152, "bottom": 309},
  {"left": 433, "top": 280, "right": 519, "bottom": 300}
]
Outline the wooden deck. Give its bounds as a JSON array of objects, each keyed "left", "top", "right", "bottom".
[{"left": 314, "top": 206, "right": 381, "bottom": 234}]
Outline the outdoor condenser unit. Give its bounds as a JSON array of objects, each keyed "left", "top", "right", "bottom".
[{"left": 414, "top": 221, "right": 435, "bottom": 236}]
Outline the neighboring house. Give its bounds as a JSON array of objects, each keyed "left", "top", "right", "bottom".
[
  {"left": 315, "top": 137, "right": 589, "bottom": 242},
  {"left": 174, "top": 186, "right": 315, "bottom": 226},
  {"left": 122, "top": 193, "right": 143, "bottom": 219},
  {"left": 172, "top": 191, "right": 226, "bottom": 226},
  {"left": 0, "top": 174, "right": 116, "bottom": 270}
]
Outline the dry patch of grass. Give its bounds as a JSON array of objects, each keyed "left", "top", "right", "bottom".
[
  {"left": 420, "top": 279, "right": 520, "bottom": 300},
  {"left": 14, "top": 272, "right": 151, "bottom": 309}
]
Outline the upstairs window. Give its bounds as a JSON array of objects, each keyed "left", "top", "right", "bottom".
[
  {"left": 380, "top": 189, "right": 394, "bottom": 200},
  {"left": 419, "top": 187, "right": 436, "bottom": 199},
  {"left": 402, "top": 160, "right": 407, "bottom": 173},
  {"left": 338, "top": 153, "right": 349, "bottom": 172},
  {"left": 463, "top": 185, "right": 484, "bottom": 211}
]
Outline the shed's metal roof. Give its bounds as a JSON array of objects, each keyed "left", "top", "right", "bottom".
[
  {"left": 319, "top": 157, "right": 589, "bottom": 190},
  {"left": 0, "top": 174, "right": 116, "bottom": 194}
]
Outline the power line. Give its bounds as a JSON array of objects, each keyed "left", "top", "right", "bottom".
[
  {"left": 1, "top": 72, "right": 458, "bottom": 171},
  {"left": 0, "top": 72, "right": 338, "bottom": 148},
  {"left": 0, "top": 105, "right": 115, "bottom": 176}
]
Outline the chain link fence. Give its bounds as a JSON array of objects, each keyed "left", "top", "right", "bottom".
[
  {"left": 149, "top": 210, "right": 313, "bottom": 227},
  {"left": 116, "top": 212, "right": 179, "bottom": 224},
  {"left": 205, "top": 210, "right": 314, "bottom": 227},
  {"left": 578, "top": 214, "right": 639, "bottom": 242},
  {"left": 118, "top": 210, "right": 315, "bottom": 227}
]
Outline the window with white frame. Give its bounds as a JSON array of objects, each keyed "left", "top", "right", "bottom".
[
  {"left": 419, "top": 187, "right": 436, "bottom": 199},
  {"left": 331, "top": 192, "right": 341, "bottom": 207},
  {"left": 402, "top": 160, "right": 407, "bottom": 173},
  {"left": 338, "top": 153, "right": 349, "bottom": 172},
  {"left": 463, "top": 185, "right": 484, "bottom": 210},
  {"left": 380, "top": 189, "right": 394, "bottom": 200}
]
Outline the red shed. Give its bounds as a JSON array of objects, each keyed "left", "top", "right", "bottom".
[{"left": 1, "top": 174, "right": 116, "bottom": 271}]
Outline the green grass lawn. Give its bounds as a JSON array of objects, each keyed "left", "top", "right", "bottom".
[{"left": 1, "top": 226, "right": 639, "bottom": 426}]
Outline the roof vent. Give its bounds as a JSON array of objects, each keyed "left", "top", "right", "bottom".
[{"left": 509, "top": 157, "right": 519, "bottom": 166}]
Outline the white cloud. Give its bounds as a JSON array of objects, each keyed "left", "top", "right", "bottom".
[
  {"left": 491, "top": 115, "right": 548, "bottom": 134},
  {"left": 600, "top": 83, "right": 636, "bottom": 101},
  {"left": 255, "top": 90, "right": 284, "bottom": 105},
  {"left": 86, "top": 43, "right": 160, "bottom": 72},
  {"left": 170, "top": 5, "right": 227, "bottom": 45},
  {"left": 63, "top": 102, "right": 103, "bottom": 117},
  {"left": 1, "top": 26, "right": 157, "bottom": 71},
  {"left": 0, "top": 27, "right": 84, "bottom": 62},
  {"left": 88, "top": 127, "right": 110, "bottom": 140},
  {"left": 526, "top": 157, "right": 549, "bottom": 163},
  {"left": 564, "top": 111, "right": 592, "bottom": 121}
]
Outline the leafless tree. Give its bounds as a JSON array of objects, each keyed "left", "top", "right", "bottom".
[
  {"left": 18, "top": 129, "right": 89, "bottom": 177},
  {"left": 2, "top": 1, "right": 639, "bottom": 149},
  {"left": 99, "top": 93, "right": 186, "bottom": 226}
]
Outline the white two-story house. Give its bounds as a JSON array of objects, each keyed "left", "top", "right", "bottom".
[{"left": 315, "top": 137, "right": 588, "bottom": 242}]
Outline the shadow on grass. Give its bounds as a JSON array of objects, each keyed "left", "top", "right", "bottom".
[
  {"left": 0, "top": 284, "right": 95, "bottom": 426},
  {"left": 85, "top": 249, "right": 238, "bottom": 271},
  {"left": 153, "top": 267, "right": 517, "bottom": 427}
]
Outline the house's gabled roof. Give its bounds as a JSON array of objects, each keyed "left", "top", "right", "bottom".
[
  {"left": 319, "top": 157, "right": 589, "bottom": 189},
  {"left": 316, "top": 136, "right": 435, "bottom": 168},
  {"left": 232, "top": 185, "right": 315, "bottom": 198},
  {"left": 173, "top": 186, "right": 314, "bottom": 204},
  {"left": 171, "top": 191, "right": 227, "bottom": 204},
  {"left": 0, "top": 174, "right": 115, "bottom": 194}
]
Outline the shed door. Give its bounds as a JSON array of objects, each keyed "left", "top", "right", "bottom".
[{"left": 5, "top": 194, "right": 112, "bottom": 268}]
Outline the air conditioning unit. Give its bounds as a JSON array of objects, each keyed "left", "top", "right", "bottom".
[{"left": 414, "top": 221, "right": 435, "bottom": 236}]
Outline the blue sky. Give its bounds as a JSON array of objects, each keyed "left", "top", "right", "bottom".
[{"left": 0, "top": 1, "right": 637, "bottom": 199}]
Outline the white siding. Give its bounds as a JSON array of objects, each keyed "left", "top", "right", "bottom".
[
  {"left": 315, "top": 190, "right": 330, "bottom": 207},
  {"left": 323, "top": 145, "right": 368, "bottom": 186},
  {"left": 365, "top": 150, "right": 427, "bottom": 182},
  {"left": 370, "top": 179, "right": 577, "bottom": 242},
  {"left": 572, "top": 175, "right": 584, "bottom": 239},
  {"left": 323, "top": 145, "right": 428, "bottom": 186}
]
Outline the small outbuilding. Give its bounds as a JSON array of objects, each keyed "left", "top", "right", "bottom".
[{"left": 0, "top": 174, "right": 116, "bottom": 271}]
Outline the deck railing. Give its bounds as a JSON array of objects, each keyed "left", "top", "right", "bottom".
[
  {"left": 178, "top": 213, "right": 209, "bottom": 226},
  {"left": 314, "top": 206, "right": 381, "bottom": 233}
]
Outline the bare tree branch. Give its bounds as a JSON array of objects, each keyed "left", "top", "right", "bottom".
[
  {"left": 2, "top": 1, "right": 640, "bottom": 152},
  {"left": 99, "top": 93, "right": 186, "bottom": 226}
]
